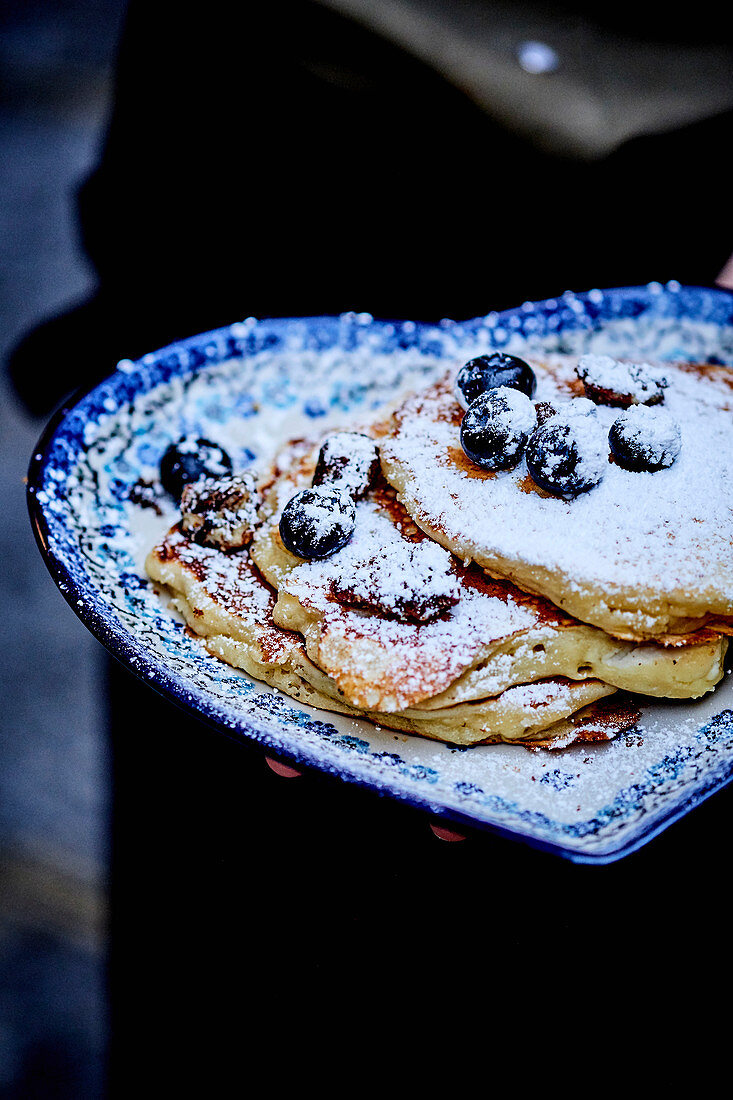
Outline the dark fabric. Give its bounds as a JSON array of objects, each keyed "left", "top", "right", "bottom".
[
  {"left": 6, "top": 5, "right": 731, "bottom": 1075},
  {"left": 7, "top": 0, "right": 732, "bottom": 414},
  {"left": 105, "top": 658, "right": 733, "bottom": 1085}
]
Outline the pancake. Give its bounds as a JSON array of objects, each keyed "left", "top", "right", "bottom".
[
  {"left": 250, "top": 447, "right": 725, "bottom": 707},
  {"left": 379, "top": 355, "right": 733, "bottom": 640},
  {"left": 145, "top": 405, "right": 728, "bottom": 747},
  {"left": 146, "top": 524, "right": 618, "bottom": 746}
]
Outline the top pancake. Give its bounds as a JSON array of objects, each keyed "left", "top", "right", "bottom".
[{"left": 379, "top": 355, "right": 733, "bottom": 640}]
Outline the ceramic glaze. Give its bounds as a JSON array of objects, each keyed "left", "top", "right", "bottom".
[{"left": 27, "top": 283, "right": 733, "bottom": 862}]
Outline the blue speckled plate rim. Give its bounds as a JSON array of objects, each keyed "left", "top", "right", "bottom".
[{"left": 26, "top": 282, "right": 733, "bottom": 864}]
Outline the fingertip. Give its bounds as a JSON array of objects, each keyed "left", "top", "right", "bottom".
[
  {"left": 265, "top": 755, "right": 303, "bottom": 778},
  {"left": 429, "top": 820, "right": 467, "bottom": 842}
]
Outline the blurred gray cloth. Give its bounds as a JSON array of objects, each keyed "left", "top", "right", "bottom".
[{"left": 316, "top": 0, "right": 733, "bottom": 157}]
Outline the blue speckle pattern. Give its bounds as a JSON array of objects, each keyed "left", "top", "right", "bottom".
[
  {"left": 27, "top": 283, "right": 733, "bottom": 863},
  {"left": 539, "top": 770, "right": 578, "bottom": 791}
]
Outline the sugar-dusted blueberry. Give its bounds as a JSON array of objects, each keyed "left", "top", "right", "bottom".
[
  {"left": 312, "top": 431, "right": 380, "bottom": 499},
  {"left": 608, "top": 405, "right": 681, "bottom": 472},
  {"left": 460, "top": 386, "right": 537, "bottom": 471},
  {"left": 160, "top": 435, "right": 232, "bottom": 500},
  {"left": 455, "top": 352, "right": 536, "bottom": 409},
  {"left": 525, "top": 408, "right": 606, "bottom": 498},
  {"left": 279, "top": 486, "right": 356, "bottom": 559}
]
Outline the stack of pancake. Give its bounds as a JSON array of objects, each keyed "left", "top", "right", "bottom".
[{"left": 146, "top": 351, "right": 733, "bottom": 748}]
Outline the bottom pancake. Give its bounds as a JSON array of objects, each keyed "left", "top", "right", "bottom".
[
  {"left": 206, "top": 632, "right": 615, "bottom": 745},
  {"left": 146, "top": 527, "right": 618, "bottom": 747}
]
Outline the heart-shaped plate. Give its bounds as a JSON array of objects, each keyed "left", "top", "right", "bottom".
[{"left": 27, "top": 282, "right": 733, "bottom": 863}]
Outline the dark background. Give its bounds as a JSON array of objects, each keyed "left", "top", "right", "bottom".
[{"left": 1, "top": 2, "right": 732, "bottom": 1095}]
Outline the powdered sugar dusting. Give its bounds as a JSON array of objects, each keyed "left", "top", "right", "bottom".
[
  {"left": 381, "top": 356, "right": 733, "bottom": 619},
  {"left": 312, "top": 431, "right": 380, "bottom": 497},
  {"left": 576, "top": 353, "right": 668, "bottom": 404},
  {"left": 534, "top": 401, "right": 607, "bottom": 490},
  {"left": 487, "top": 386, "right": 537, "bottom": 433},
  {"left": 294, "top": 490, "right": 354, "bottom": 541},
  {"left": 278, "top": 498, "right": 539, "bottom": 710},
  {"left": 279, "top": 486, "right": 356, "bottom": 560},
  {"left": 333, "top": 537, "right": 461, "bottom": 623},
  {"left": 610, "top": 405, "right": 681, "bottom": 468},
  {"left": 492, "top": 678, "right": 573, "bottom": 715},
  {"left": 180, "top": 472, "right": 259, "bottom": 549},
  {"left": 152, "top": 526, "right": 295, "bottom": 663}
]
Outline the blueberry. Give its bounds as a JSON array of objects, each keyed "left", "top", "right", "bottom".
[
  {"left": 455, "top": 352, "right": 536, "bottom": 409},
  {"left": 525, "top": 414, "right": 606, "bottom": 498},
  {"left": 279, "top": 486, "right": 356, "bottom": 559},
  {"left": 160, "top": 435, "right": 232, "bottom": 499},
  {"left": 460, "top": 386, "right": 537, "bottom": 471},
  {"left": 312, "top": 432, "right": 380, "bottom": 499},
  {"left": 608, "top": 405, "right": 681, "bottom": 471}
]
